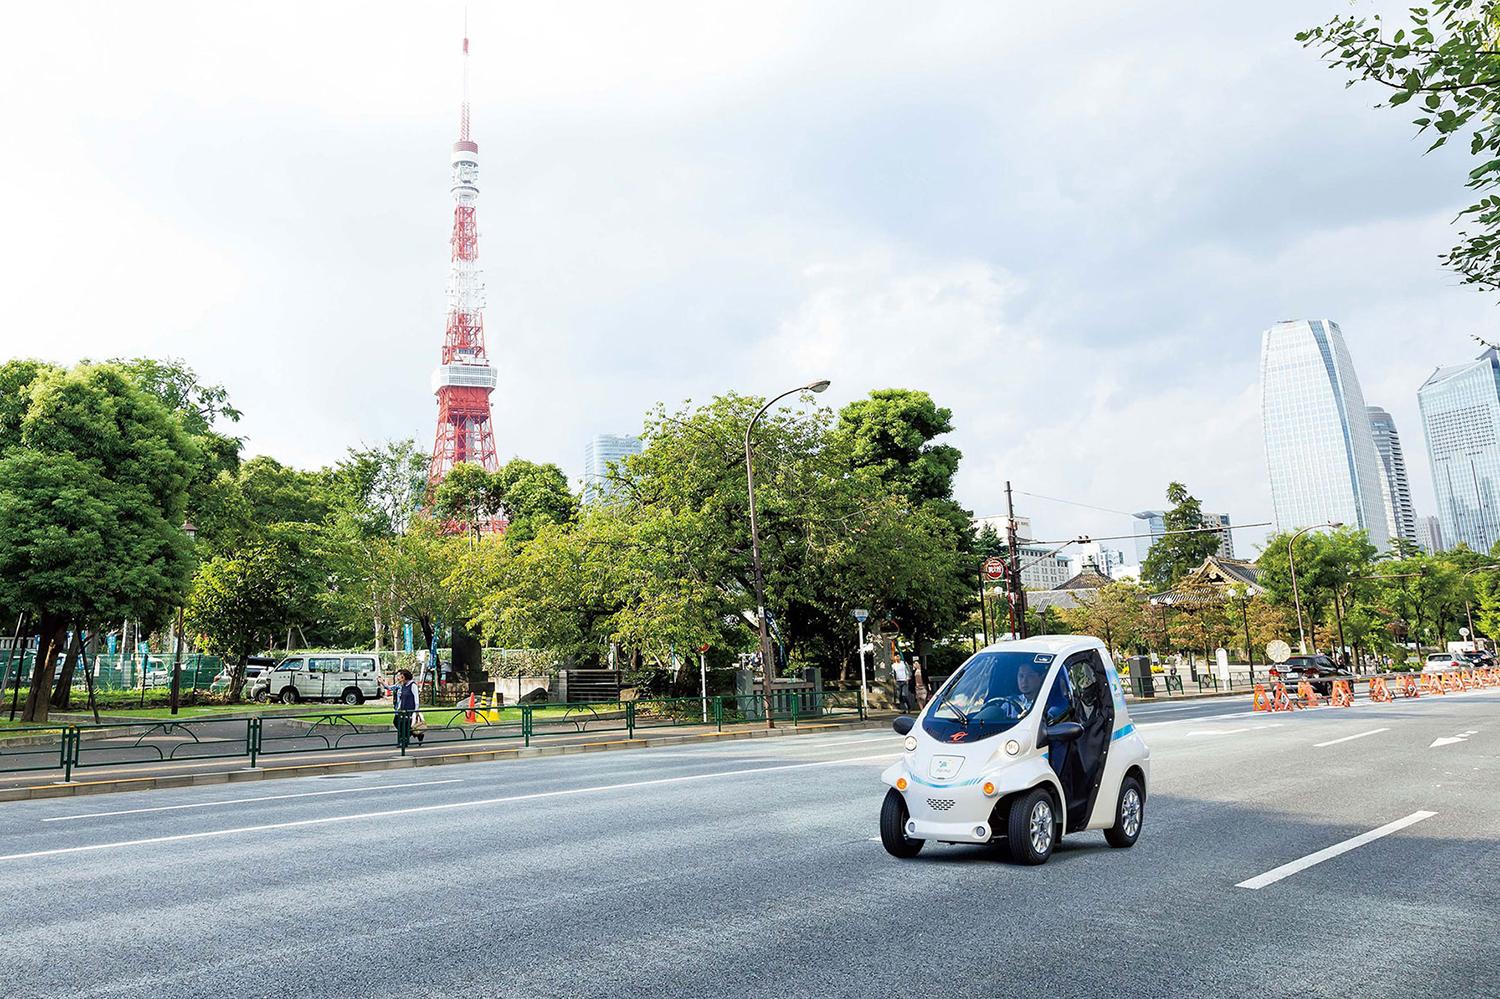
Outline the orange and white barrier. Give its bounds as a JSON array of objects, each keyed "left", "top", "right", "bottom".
[
  {"left": 1330, "top": 679, "right": 1353, "bottom": 707},
  {"left": 1421, "top": 673, "right": 1446, "bottom": 696},
  {"left": 1252, "top": 684, "right": 1271, "bottom": 712},
  {"left": 1297, "top": 680, "right": 1322, "bottom": 707},
  {"left": 1400, "top": 675, "right": 1420, "bottom": 698},
  {"left": 1367, "top": 676, "right": 1393, "bottom": 703}
]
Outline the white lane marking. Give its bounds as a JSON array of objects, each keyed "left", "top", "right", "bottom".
[
  {"left": 1137, "top": 711, "right": 1256, "bottom": 730},
  {"left": 1186, "top": 728, "right": 1250, "bottom": 737},
  {"left": 1235, "top": 811, "right": 1438, "bottom": 890},
  {"left": 42, "top": 778, "right": 470, "bottom": 821},
  {"left": 1314, "top": 728, "right": 1389, "bottom": 748},
  {"left": 0, "top": 753, "right": 899, "bottom": 863},
  {"left": 1429, "top": 729, "right": 1478, "bottom": 748}
]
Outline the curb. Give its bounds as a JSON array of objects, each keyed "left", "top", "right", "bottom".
[{"left": 0, "top": 718, "right": 891, "bottom": 803}]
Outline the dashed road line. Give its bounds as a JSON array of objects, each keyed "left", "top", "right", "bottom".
[
  {"left": 1235, "top": 810, "right": 1437, "bottom": 890},
  {"left": 1313, "top": 728, "right": 1389, "bottom": 748}
]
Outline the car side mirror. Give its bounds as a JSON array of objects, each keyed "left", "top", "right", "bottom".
[
  {"left": 893, "top": 715, "right": 916, "bottom": 736},
  {"left": 1036, "top": 721, "right": 1084, "bottom": 748},
  {"left": 1045, "top": 704, "right": 1068, "bottom": 725}
]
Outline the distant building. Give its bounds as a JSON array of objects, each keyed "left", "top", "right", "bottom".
[
  {"left": 1366, "top": 406, "right": 1420, "bottom": 547},
  {"left": 1071, "top": 541, "right": 1127, "bottom": 579},
  {"left": 1132, "top": 510, "right": 1234, "bottom": 563},
  {"left": 974, "top": 514, "right": 1033, "bottom": 542},
  {"left": 1029, "top": 567, "right": 1114, "bottom": 614},
  {"left": 1260, "top": 319, "right": 1389, "bottom": 549},
  {"left": 1018, "top": 546, "right": 1072, "bottom": 590},
  {"left": 1418, "top": 514, "right": 1445, "bottom": 554},
  {"left": 582, "top": 434, "right": 642, "bottom": 504},
  {"left": 1418, "top": 349, "right": 1500, "bottom": 553}
]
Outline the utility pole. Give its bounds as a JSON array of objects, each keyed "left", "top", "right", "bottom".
[{"left": 1006, "top": 480, "right": 1028, "bottom": 638}]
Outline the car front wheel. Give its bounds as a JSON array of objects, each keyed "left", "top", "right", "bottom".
[
  {"left": 879, "top": 789, "right": 924, "bottom": 859},
  {"left": 1007, "top": 788, "right": 1056, "bottom": 865},
  {"left": 1105, "top": 775, "right": 1145, "bottom": 848},
  {"left": 279, "top": 688, "right": 299, "bottom": 704}
]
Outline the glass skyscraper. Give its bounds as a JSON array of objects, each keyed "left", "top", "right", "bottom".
[
  {"left": 1366, "top": 406, "right": 1420, "bottom": 547},
  {"left": 1131, "top": 510, "right": 1234, "bottom": 562},
  {"left": 583, "top": 433, "right": 643, "bottom": 504},
  {"left": 1260, "top": 320, "right": 1389, "bottom": 549},
  {"left": 1417, "top": 349, "right": 1500, "bottom": 554}
]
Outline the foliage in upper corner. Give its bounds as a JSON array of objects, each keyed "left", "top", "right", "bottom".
[{"left": 1299, "top": 1, "right": 1500, "bottom": 293}]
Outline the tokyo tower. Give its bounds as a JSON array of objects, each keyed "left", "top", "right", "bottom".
[{"left": 428, "top": 27, "right": 499, "bottom": 485}]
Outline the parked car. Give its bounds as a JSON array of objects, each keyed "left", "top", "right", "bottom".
[
  {"left": 1460, "top": 649, "right": 1495, "bottom": 667},
  {"left": 209, "top": 657, "right": 277, "bottom": 695},
  {"left": 253, "top": 654, "right": 384, "bottom": 705},
  {"left": 1423, "top": 652, "right": 1466, "bottom": 674},
  {"left": 1268, "top": 654, "right": 1353, "bottom": 695}
]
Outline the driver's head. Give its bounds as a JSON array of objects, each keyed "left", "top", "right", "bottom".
[{"left": 1017, "top": 662, "right": 1043, "bottom": 698}]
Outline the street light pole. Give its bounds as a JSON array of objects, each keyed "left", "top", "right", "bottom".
[
  {"left": 745, "top": 379, "right": 830, "bottom": 729},
  {"left": 169, "top": 520, "right": 197, "bottom": 716},
  {"left": 853, "top": 609, "right": 869, "bottom": 710},
  {"left": 1287, "top": 522, "right": 1341, "bottom": 655}
]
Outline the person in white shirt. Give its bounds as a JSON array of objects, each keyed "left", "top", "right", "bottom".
[{"left": 892, "top": 656, "right": 913, "bottom": 711}]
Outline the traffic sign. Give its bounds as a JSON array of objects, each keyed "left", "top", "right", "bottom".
[
  {"left": 852, "top": 608, "right": 868, "bottom": 622},
  {"left": 982, "top": 557, "right": 1006, "bottom": 582}
]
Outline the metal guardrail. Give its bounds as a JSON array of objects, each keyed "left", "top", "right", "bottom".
[{"left": 0, "top": 692, "right": 868, "bottom": 782}]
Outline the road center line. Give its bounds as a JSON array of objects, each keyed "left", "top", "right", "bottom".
[
  {"left": 0, "top": 753, "right": 898, "bottom": 863},
  {"left": 1235, "top": 810, "right": 1437, "bottom": 890},
  {"left": 1313, "top": 728, "right": 1389, "bottom": 749},
  {"left": 41, "top": 778, "right": 466, "bottom": 822}
]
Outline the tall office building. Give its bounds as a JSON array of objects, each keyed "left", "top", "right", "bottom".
[
  {"left": 583, "top": 434, "right": 642, "bottom": 504},
  {"left": 1131, "top": 510, "right": 1234, "bottom": 562},
  {"left": 1365, "top": 405, "right": 1420, "bottom": 547},
  {"left": 1418, "top": 514, "right": 1445, "bottom": 554},
  {"left": 1260, "top": 320, "right": 1389, "bottom": 549},
  {"left": 1417, "top": 349, "right": 1500, "bottom": 553}
]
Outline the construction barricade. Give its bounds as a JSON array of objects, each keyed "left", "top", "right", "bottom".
[
  {"left": 1330, "top": 679, "right": 1353, "bottom": 707},
  {"left": 1297, "top": 680, "right": 1322, "bottom": 708},
  {"left": 1400, "top": 675, "right": 1420, "bottom": 698},
  {"left": 1367, "top": 676, "right": 1393, "bottom": 703}
]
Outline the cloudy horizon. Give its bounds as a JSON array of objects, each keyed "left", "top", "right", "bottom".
[{"left": 2, "top": 1, "right": 1491, "bottom": 560}]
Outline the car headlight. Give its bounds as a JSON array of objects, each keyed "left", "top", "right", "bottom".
[{"left": 903, "top": 735, "right": 917, "bottom": 752}]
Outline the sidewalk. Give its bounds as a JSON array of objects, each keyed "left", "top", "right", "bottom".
[{"left": 0, "top": 714, "right": 895, "bottom": 803}]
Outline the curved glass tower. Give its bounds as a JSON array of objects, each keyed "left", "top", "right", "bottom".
[{"left": 1260, "top": 320, "right": 1389, "bottom": 549}]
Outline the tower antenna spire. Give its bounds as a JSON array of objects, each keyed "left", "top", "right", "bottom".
[{"left": 459, "top": 10, "right": 471, "bottom": 141}]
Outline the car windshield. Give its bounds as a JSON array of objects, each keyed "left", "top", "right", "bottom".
[{"left": 923, "top": 651, "right": 1053, "bottom": 744}]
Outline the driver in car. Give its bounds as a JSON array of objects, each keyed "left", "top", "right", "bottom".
[{"left": 1015, "top": 660, "right": 1044, "bottom": 710}]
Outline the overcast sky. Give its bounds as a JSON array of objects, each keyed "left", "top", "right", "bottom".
[{"left": 1, "top": 1, "right": 1492, "bottom": 559}]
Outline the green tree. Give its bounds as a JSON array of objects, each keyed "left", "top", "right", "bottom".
[
  {"left": 431, "top": 462, "right": 499, "bottom": 540},
  {"left": 1064, "top": 581, "right": 1147, "bottom": 658},
  {"left": 0, "top": 363, "right": 198, "bottom": 721},
  {"left": 1140, "top": 483, "right": 1222, "bottom": 589},
  {"left": 186, "top": 541, "right": 301, "bottom": 699},
  {"left": 837, "top": 389, "right": 962, "bottom": 504},
  {"left": 1300, "top": 2, "right": 1500, "bottom": 293},
  {"left": 326, "top": 439, "right": 427, "bottom": 539},
  {"left": 492, "top": 459, "right": 577, "bottom": 543}
]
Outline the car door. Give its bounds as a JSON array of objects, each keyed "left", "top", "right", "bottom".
[
  {"left": 272, "top": 658, "right": 304, "bottom": 700},
  {"left": 306, "top": 657, "right": 342, "bottom": 701},
  {"left": 1045, "top": 651, "right": 1116, "bottom": 831},
  {"left": 343, "top": 656, "right": 377, "bottom": 700}
]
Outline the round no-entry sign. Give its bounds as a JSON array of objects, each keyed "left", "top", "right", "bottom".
[{"left": 982, "top": 557, "right": 1006, "bottom": 582}]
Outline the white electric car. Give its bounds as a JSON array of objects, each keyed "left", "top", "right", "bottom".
[{"left": 879, "top": 635, "right": 1150, "bottom": 865}]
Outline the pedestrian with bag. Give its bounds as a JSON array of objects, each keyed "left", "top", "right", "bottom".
[
  {"left": 893, "top": 654, "right": 913, "bottom": 712},
  {"left": 391, "top": 668, "right": 425, "bottom": 745}
]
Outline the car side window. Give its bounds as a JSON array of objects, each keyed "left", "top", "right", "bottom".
[
  {"left": 1065, "top": 652, "right": 1103, "bottom": 722},
  {"left": 310, "top": 657, "right": 341, "bottom": 673},
  {"left": 1044, "top": 669, "right": 1074, "bottom": 724},
  {"left": 346, "top": 657, "right": 375, "bottom": 673},
  {"left": 278, "top": 658, "right": 303, "bottom": 672}
]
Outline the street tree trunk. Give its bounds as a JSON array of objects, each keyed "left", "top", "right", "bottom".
[
  {"left": 227, "top": 645, "right": 251, "bottom": 701},
  {"left": 49, "top": 628, "right": 84, "bottom": 710},
  {"left": 22, "top": 616, "right": 67, "bottom": 723}
]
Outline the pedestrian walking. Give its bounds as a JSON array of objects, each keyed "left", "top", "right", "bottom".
[
  {"left": 390, "top": 668, "right": 425, "bottom": 745},
  {"left": 892, "top": 655, "right": 913, "bottom": 712}
]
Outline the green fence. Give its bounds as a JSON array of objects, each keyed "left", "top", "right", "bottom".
[
  {"left": 0, "top": 691, "right": 869, "bottom": 781},
  {"left": 0, "top": 653, "right": 224, "bottom": 693}
]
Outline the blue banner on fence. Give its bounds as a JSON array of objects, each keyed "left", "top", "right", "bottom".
[{"left": 404, "top": 622, "right": 413, "bottom": 653}]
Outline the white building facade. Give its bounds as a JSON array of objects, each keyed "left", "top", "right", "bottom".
[
  {"left": 583, "top": 434, "right": 643, "bottom": 504},
  {"left": 1417, "top": 350, "right": 1500, "bottom": 554}
]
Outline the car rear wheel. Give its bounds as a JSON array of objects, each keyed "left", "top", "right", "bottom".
[
  {"left": 279, "top": 688, "right": 299, "bottom": 704},
  {"left": 879, "top": 789, "right": 924, "bottom": 858},
  {"left": 1105, "top": 775, "right": 1145, "bottom": 848},
  {"left": 1006, "top": 788, "right": 1055, "bottom": 865},
  {"left": 341, "top": 689, "right": 363, "bottom": 705}
]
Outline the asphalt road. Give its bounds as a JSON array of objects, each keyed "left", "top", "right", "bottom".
[{"left": 2, "top": 690, "right": 1495, "bottom": 998}]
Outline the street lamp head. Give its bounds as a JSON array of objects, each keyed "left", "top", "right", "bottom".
[
  {"left": 1328, "top": 521, "right": 1344, "bottom": 529},
  {"left": 806, "top": 379, "right": 831, "bottom": 394}
]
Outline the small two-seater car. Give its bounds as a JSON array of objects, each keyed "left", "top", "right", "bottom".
[{"left": 879, "top": 635, "right": 1150, "bottom": 865}]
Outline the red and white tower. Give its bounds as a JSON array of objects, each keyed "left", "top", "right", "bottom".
[{"left": 428, "top": 28, "right": 499, "bottom": 485}]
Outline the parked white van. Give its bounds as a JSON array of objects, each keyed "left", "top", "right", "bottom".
[{"left": 256, "top": 654, "right": 384, "bottom": 705}]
